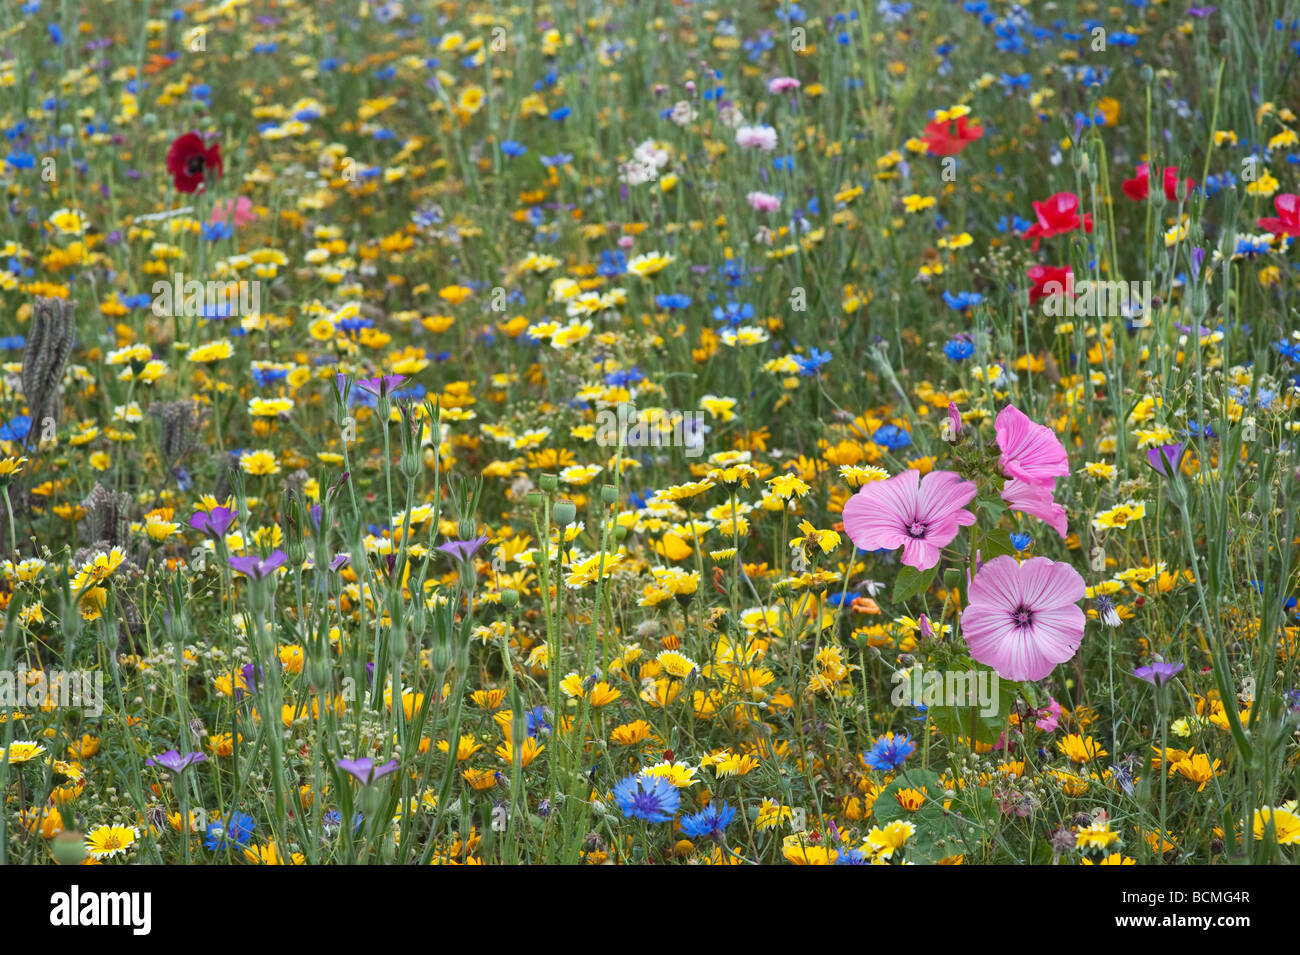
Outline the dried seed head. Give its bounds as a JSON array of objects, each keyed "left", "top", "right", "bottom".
[
  {"left": 80, "top": 483, "right": 133, "bottom": 549},
  {"left": 21, "top": 297, "right": 77, "bottom": 442}
]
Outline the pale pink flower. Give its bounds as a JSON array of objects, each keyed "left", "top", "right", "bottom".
[
  {"left": 842, "top": 469, "right": 977, "bottom": 570},
  {"left": 210, "top": 195, "right": 258, "bottom": 229},
  {"left": 735, "top": 124, "right": 778, "bottom": 151},
  {"left": 995, "top": 404, "right": 1069, "bottom": 489},
  {"left": 1001, "top": 478, "right": 1068, "bottom": 538},
  {"left": 767, "top": 76, "right": 801, "bottom": 94},
  {"left": 962, "top": 556, "right": 1086, "bottom": 682},
  {"left": 746, "top": 191, "right": 781, "bottom": 212}
]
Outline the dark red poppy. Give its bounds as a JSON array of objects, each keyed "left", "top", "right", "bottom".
[
  {"left": 1027, "top": 265, "right": 1073, "bottom": 305},
  {"left": 1021, "top": 192, "right": 1093, "bottom": 250},
  {"left": 165, "top": 132, "right": 222, "bottom": 194},
  {"left": 1258, "top": 193, "right": 1300, "bottom": 237},
  {"left": 921, "top": 115, "right": 984, "bottom": 156},
  {"left": 1121, "top": 163, "right": 1195, "bottom": 202}
]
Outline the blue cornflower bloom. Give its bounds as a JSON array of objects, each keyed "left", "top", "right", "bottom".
[
  {"left": 654, "top": 292, "right": 690, "bottom": 310},
  {"left": 835, "top": 847, "right": 871, "bottom": 864},
  {"left": 1010, "top": 532, "right": 1032, "bottom": 552},
  {"left": 872, "top": 424, "right": 911, "bottom": 450},
  {"left": 0, "top": 415, "right": 31, "bottom": 443},
  {"left": 942, "top": 290, "right": 984, "bottom": 311},
  {"left": 501, "top": 140, "right": 526, "bottom": 157},
  {"left": 679, "top": 800, "right": 736, "bottom": 840},
  {"left": 204, "top": 811, "right": 255, "bottom": 851},
  {"left": 795, "top": 347, "right": 832, "bottom": 376},
  {"left": 712, "top": 301, "right": 754, "bottom": 326},
  {"left": 525, "top": 705, "right": 551, "bottom": 737},
  {"left": 944, "top": 339, "right": 975, "bottom": 361},
  {"left": 614, "top": 772, "right": 681, "bottom": 823},
  {"left": 862, "top": 732, "right": 916, "bottom": 771}
]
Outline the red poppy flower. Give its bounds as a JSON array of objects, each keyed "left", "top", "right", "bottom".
[
  {"left": 1027, "top": 265, "right": 1073, "bottom": 305},
  {"left": 921, "top": 115, "right": 984, "bottom": 156},
  {"left": 1021, "top": 192, "right": 1093, "bottom": 250},
  {"left": 1258, "top": 193, "right": 1300, "bottom": 237},
  {"left": 1121, "top": 163, "right": 1195, "bottom": 202},
  {"left": 165, "top": 132, "right": 222, "bottom": 194}
]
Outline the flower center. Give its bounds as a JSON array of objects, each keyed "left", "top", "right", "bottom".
[
  {"left": 185, "top": 154, "right": 206, "bottom": 176},
  {"left": 1012, "top": 604, "right": 1033, "bottom": 627},
  {"left": 907, "top": 520, "right": 927, "bottom": 539}
]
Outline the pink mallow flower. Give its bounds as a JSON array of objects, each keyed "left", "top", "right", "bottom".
[
  {"left": 962, "top": 556, "right": 1086, "bottom": 682},
  {"left": 746, "top": 191, "right": 781, "bottom": 212},
  {"left": 210, "top": 195, "right": 258, "bottom": 228},
  {"left": 995, "top": 404, "right": 1069, "bottom": 489},
  {"left": 842, "top": 469, "right": 977, "bottom": 570},
  {"left": 1001, "top": 478, "right": 1068, "bottom": 538}
]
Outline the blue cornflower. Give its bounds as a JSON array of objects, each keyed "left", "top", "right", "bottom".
[
  {"left": 525, "top": 705, "right": 551, "bottom": 737},
  {"left": 1010, "top": 532, "right": 1032, "bottom": 552},
  {"left": 680, "top": 800, "right": 736, "bottom": 840},
  {"left": 944, "top": 338, "right": 975, "bottom": 361},
  {"left": 614, "top": 772, "right": 681, "bottom": 823},
  {"left": 872, "top": 424, "right": 911, "bottom": 450},
  {"left": 501, "top": 140, "right": 527, "bottom": 157},
  {"left": 655, "top": 293, "right": 691, "bottom": 310},
  {"left": 942, "top": 290, "right": 984, "bottom": 311},
  {"left": 712, "top": 301, "right": 754, "bottom": 326},
  {"left": 835, "top": 847, "right": 871, "bottom": 864},
  {"left": 0, "top": 415, "right": 31, "bottom": 443},
  {"left": 204, "top": 811, "right": 256, "bottom": 851},
  {"left": 795, "top": 347, "right": 832, "bottom": 376},
  {"left": 862, "top": 732, "right": 916, "bottom": 771}
]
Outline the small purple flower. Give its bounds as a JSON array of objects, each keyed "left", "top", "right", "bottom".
[
  {"left": 228, "top": 549, "right": 289, "bottom": 580},
  {"left": 1146, "top": 442, "right": 1186, "bottom": 478},
  {"left": 438, "top": 535, "right": 489, "bottom": 563},
  {"left": 329, "top": 553, "right": 351, "bottom": 572},
  {"left": 1190, "top": 246, "right": 1206, "bottom": 276},
  {"left": 337, "top": 756, "right": 399, "bottom": 785},
  {"left": 147, "top": 749, "right": 207, "bottom": 774},
  {"left": 1134, "top": 661, "right": 1185, "bottom": 686},
  {"left": 190, "top": 505, "right": 236, "bottom": 539}
]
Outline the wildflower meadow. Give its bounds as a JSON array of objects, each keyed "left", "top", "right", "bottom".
[{"left": 2, "top": 0, "right": 1300, "bottom": 886}]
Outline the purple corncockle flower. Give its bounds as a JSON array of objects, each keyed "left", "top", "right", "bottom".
[
  {"left": 228, "top": 549, "right": 288, "bottom": 580},
  {"left": 190, "top": 506, "right": 236, "bottom": 539},
  {"left": 1134, "top": 661, "right": 1184, "bottom": 686},
  {"left": 1190, "top": 246, "right": 1206, "bottom": 276},
  {"left": 438, "top": 536, "right": 489, "bottom": 563},
  {"left": 1146, "top": 442, "right": 1186, "bottom": 478},
  {"left": 336, "top": 373, "right": 407, "bottom": 399},
  {"left": 240, "top": 663, "right": 261, "bottom": 696},
  {"left": 329, "top": 553, "right": 351, "bottom": 571},
  {"left": 337, "top": 756, "right": 399, "bottom": 785},
  {"left": 946, "top": 401, "right": 962, "bottom": 441},
  {"left": 309, "top": 504, "right": 322, "bottom": 530},
  {"left": 147, "top": 749, "right": 207, "bottom": 773}
]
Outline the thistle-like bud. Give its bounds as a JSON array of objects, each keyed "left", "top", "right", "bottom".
[
  {"left": 150, "top": 399, "right": 205, "bottom": 474},
  {"left": 21, "top": 297, "right": 77, "bottom": 446},
  {"left": 81, "top": 483, "right": 132, "bottom": 548}
]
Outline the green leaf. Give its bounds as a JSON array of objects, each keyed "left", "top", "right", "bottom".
[
  {"left": 928, "top": 671, "right": 1022, "bottom": 746},
  {"left": 975, "top": 528, "right": 1016, "bottom": 562},
  {"left": 892, "top": 563, "right": 939, "bottom": 603}
]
